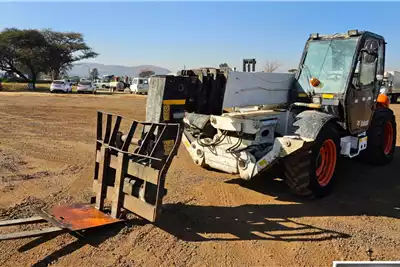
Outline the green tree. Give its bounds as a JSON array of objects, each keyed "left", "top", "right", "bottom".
[
  {"left": 0, "top": 28, "right": 98, "bottom": 89},
  {"left": 41, "top": 29, "right": 98, "bottom": 80},
  {"left": 0, "top": 28, "right": 49, "bottom": 89},
  {"left": 138, "top": 69, "right": 155, "bottom": 78},
  {"left": 90, "top": 68, "right": 99, "bottom": 80}
]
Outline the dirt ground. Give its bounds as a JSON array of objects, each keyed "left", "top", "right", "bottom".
[{"left": 0, "top": 91, "right": 399, "bottom": 267}]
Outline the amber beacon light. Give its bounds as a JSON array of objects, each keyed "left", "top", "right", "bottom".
[{"left": 310, "top": 77, "right": 321, "bottom": 87}]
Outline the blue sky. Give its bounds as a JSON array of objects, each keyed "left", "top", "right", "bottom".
[{"left": 1, "top": 1, "right": 400, "bottom": 72}]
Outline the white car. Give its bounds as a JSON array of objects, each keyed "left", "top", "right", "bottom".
[
  {"left": 50, "top": 80, "right": 72, "bottom": 93},
  {"left": 77, "top": 81, "right": 97, "bottom": 94},
  {"left": 130, "top": 77, "right": 149, "bottom": 94}
]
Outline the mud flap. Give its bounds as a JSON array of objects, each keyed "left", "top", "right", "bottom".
[{"left": 251, "top": 135, "right": 313, "bottom": 178}]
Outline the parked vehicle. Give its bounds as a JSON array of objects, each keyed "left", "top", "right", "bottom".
[
  {"left": 110, "top": 76, "right": 128, "bottom": 91},
  {"left": 130, "top": 77, "right": 149, "bottom": 94},
  {"left": 50, "top": 80, "right": 72, "bottom": 93},
  {"left": 68, "top": 79, "right": 78, "bottom": 86},
  {"left": 77, "top": 81, "right": 97, "bottom": 94},
  {"left": 94, "top": 81, "right": 109, "bottom": 89},
  {"left": 385, "top": 71, "right": 400, "bottom": 103}
]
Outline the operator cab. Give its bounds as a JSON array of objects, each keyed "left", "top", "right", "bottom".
[{"left": 294, "top": 29, "right": 385, "bottom": 135}]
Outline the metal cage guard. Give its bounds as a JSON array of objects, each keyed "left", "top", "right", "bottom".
[{"left": 92, "top": 111, "right": 183, "bottom": 222}]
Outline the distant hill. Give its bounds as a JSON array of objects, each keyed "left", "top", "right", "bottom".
[{"left": 68, "top": 62, "right": 172, "bottom": 78}]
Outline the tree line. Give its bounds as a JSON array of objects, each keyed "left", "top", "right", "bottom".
[{"left": 0, "top": 28, "right": 97, "bottom": 89}]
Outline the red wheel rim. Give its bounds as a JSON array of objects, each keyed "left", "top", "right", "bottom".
[
  {"left": 384, "top": 121, "right": 394, "bottom": 155},
  {"left": 316, "top": 139, "right": 337, "bottom": 186}
]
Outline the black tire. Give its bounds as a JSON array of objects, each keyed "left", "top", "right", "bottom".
[
  {"left": 283, "top": 122, "right": 341, "bottom": 198},
  {"left": 358, "top": 108, "right": 396, "bottom": 165}
]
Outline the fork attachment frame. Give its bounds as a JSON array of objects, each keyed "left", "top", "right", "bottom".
[{"left": 92, "top": 111, "right": 182, "bottom": 222}]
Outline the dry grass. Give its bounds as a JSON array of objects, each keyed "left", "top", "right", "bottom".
[
  {"left": 1, "top": 82, "right": 79, "bottom": 92},
  {"left": 1, "top": 82, "right": 50, "bottom": 92}
]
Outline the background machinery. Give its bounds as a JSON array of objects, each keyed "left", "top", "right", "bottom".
[
  {"left": 100, "top": 74, "right": 129, "bottom": 91},
  {"left": 384, "top": 70, "right": 400, "bottom": 103}
]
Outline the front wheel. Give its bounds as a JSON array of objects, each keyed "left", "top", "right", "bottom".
[
  {"left": 358, "top": 108, "right": 396, "bottom": 165},
  {"left": 283, "top": 121, "right": 341, "bottom": 198}
]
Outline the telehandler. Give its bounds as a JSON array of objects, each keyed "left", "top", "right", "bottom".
[
  {"left": 0, "top": 29, "right": 396, "bottom": 241},
  {"left": 150, "top": 29, "right": 397, "bottom": 198}
]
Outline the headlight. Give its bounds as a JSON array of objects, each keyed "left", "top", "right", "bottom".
[{"left": 312, "top": 96, "right": 321, "bottom": 104}]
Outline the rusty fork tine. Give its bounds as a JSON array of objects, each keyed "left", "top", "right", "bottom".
[
  {"left": 0, "top": 227, "right": 65, "bottom": 241},
  {"left": 0, "top": 216, "right": 46, "bottom": 227}
]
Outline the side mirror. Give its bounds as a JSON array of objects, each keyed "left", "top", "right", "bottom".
[{"left": 376, "top": 74, "right": 383, "bottom": 81}]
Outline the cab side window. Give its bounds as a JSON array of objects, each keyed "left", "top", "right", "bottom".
[
  {"left": 376, "top": 41, "right": 384, "bottom": 75},
  {"left": 359, "top": 39, "right": 379, "bottom": 87}
]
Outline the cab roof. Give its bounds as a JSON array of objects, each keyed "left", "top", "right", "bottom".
[{"left": 308, "top": 30, "right": 384, "bottom": 42}]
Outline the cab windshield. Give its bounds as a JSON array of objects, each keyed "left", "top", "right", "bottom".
[{"left": 296, "top": 37, "right": 359, "bottom": 94}]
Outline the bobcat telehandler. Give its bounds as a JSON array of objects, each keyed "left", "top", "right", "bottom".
[
  {"left": 0, "top": 29, "right": 396, "bottom": 242},
  {"left": 148, "top": 29, "right": 397, "bottom": 199}
]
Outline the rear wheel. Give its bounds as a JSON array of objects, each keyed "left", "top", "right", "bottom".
[
  {"left": 283, "top": 122, "right": 340, "bottom": 198},
  {"left": 359, "top": 108, "right": 396, "bottom": 165}
]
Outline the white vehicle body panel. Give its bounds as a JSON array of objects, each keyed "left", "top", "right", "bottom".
[
  {"left": 77, "top": 81, "right": 96, "bottom": 93},
  {"left": 130, "top": 77, "right": 149, "bottom": 94},
  {"left": 50, "top": 80, "right": 72, "bottom": 93},
  {"left": 222, "top": 72, "right": 294, "bottom": 109}
]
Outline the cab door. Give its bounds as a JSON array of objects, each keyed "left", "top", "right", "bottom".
[{"left": 346, "top": 37, "right": 384, "bottom": 134}]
